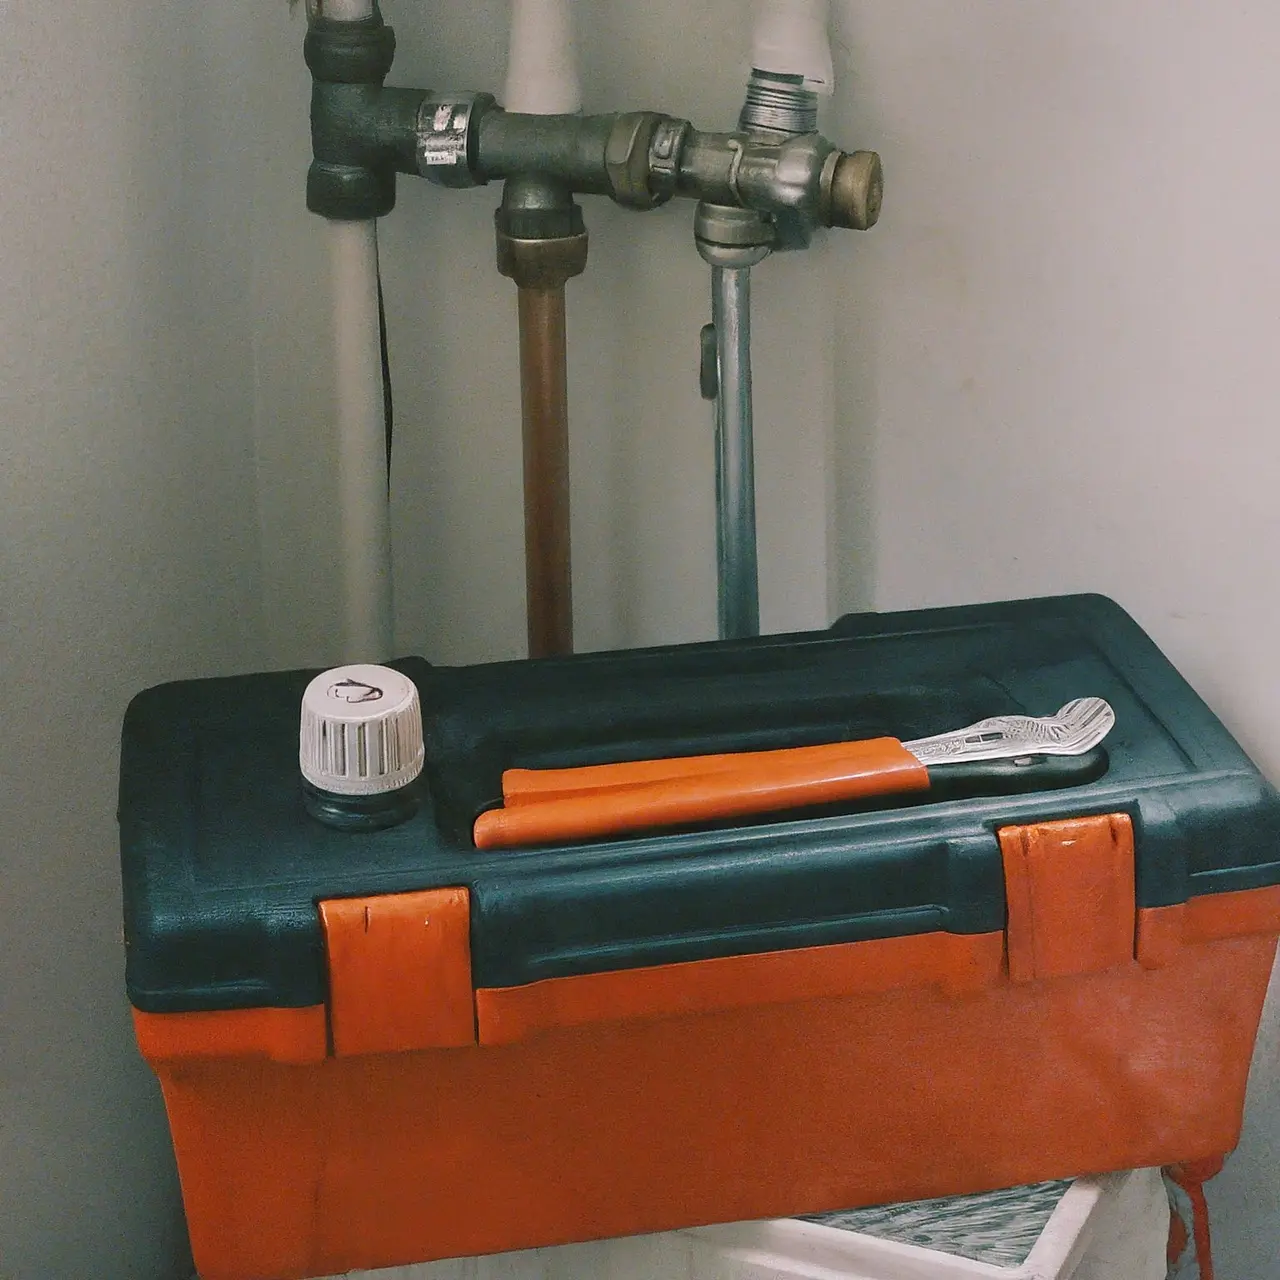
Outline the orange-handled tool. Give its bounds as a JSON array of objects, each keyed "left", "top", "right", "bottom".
[
  {"left": 474, "top": 699, "right": 1116, "bottom": 850},
  {"left": 500, "top": 698, "right": 1117, "bottom": 806},
  {"left": 501, "top": 739, "right": 891, "bottom": 805},
  {"left": 473, "top": 738, "right": 930, "bottom": 849}
]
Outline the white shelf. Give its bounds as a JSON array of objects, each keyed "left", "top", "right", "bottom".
[{"left": 325, "top": 1168, "right": 1169, "bottom": 1280}]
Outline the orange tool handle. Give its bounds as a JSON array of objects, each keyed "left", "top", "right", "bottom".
[
  {"left": 502, "top": 738, "right": 908, "bottom": 805},
  {"left": 474, "top": 737, "right": 930, "bottom": 849}
]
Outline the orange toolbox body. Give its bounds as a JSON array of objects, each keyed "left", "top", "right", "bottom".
[{"left": 119, "top": 595, "right": 1280, "bottom": 1280}]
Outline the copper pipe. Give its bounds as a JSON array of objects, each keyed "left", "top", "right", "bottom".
[{"left": 517, "top": 285, "right": 573, "bottom": 657}]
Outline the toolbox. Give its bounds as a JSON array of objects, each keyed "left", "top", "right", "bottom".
[{"left": 119, "top": 594, "right": 1280, "bottom": 1280}]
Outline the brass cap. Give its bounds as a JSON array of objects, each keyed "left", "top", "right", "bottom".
[{"left": 823, "top": 150, "right": 884, "bottom": 231}]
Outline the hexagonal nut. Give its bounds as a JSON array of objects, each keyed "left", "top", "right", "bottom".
[
  {"left": 605, "top": 112, "right": 665, "bottom": 210},
  {"left": 694, "top": 203, "right": 775, "bottom": 268}
]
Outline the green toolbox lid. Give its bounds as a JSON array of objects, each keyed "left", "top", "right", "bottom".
[{"left": 118, "top": 594, "right": 1280, "bottom": 1013}]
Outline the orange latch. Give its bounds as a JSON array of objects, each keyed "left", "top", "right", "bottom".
[
  {"left": 319, "top": 886, "right": 476, "bottom": 1056},
  {"left": 998, "top": 814, "right": 1136, "bottom": 982}
]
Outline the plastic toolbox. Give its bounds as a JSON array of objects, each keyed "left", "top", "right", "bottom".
[{"left": 119, "top": 595, "right": 1280, "bottom": 1280}]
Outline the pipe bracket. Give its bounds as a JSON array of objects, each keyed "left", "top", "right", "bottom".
[{"left": 417, "top": 92, "right": 495, "bottom": 188}]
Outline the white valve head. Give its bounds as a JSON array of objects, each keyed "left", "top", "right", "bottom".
[{"left": 299, "top": 663, "right": 424, "bottom": 797}]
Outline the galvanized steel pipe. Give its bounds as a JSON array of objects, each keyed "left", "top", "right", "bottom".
[{"left": 712, "top": 266, "right": 759, "bottom": 640}]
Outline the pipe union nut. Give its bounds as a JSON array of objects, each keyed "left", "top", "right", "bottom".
[
  {"left": 694, "top": 202, "right": 774, "bottom": 269},
  {"left": 605, "top": 112, "right": 671, "bottom": 210}
]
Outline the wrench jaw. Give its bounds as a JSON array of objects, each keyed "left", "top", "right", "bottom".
[{"left": 904, "top": 698, "right": 1116, "bottom": 768}]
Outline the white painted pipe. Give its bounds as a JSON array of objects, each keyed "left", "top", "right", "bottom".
[
  {"left": 316, "top": 0, "right": 375, "bottom": 20},
  {"left": 330, "top": 218, "right": 393, "bottom": 662},
  {"left": 503, "top": 0, "right": 582, "bottom": 115},
  {"left": 314, "top": 0, "right": 391, "bottom": 662},
  {"left": 750, "top": 0, "right": 834, "bottom": 94}
]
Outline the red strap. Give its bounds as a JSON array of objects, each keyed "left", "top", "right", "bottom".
[{"left": 1167, "top": 1156, "right": 1225, "bottom": 1280}]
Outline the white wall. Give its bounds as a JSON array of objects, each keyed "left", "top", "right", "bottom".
[
  {"left": 829, "top": 4, "right": 1280, "bottom": 1276},
  {"left": 1, "top": 2, "right": 832, "bottom": 1274},
  {"left": 6, "top": 1, "right": 1280, "bottom": 1276},
  {"left": 0, "top": 3, "right": 266, "bottom": 1276}
]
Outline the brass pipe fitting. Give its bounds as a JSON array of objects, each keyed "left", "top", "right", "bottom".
[
  {"left": 494, "top": 175, "right": 589, "bottom": 288},
  {"left": 496, "top": 233, "right": 589, "bottom": 290}
]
